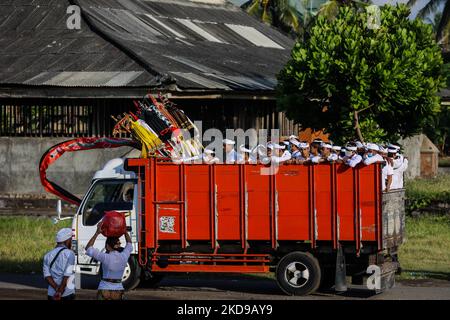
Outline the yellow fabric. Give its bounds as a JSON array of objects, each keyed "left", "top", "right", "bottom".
[{"left": 130, "top": 120, "right": 164, "bottom": 158}]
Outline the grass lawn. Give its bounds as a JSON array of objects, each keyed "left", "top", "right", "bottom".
[
  {"left": 405, "top": 173, "right": 450, "bottom": 212},
  {"left": 397, "top": 215, "right": 450, "bottom": 281},
  {"left": 0, "top": 216, "right": 70, "bottom": 273}
]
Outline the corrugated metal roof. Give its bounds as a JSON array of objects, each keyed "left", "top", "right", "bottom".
[{"left": 0, "top": 0, "right": 295, "bottom": 93}]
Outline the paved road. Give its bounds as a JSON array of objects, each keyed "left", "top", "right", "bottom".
[{"left": 0, "top": 273, "right": 449, "bottom": 300}]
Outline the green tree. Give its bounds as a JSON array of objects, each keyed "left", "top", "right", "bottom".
[
  {"left": 277, "top": 4, "right": 444, "bottom": 144},
  {"left": 244, "top": 0, "right": 301, "bottom": 35},
  {"left": 408, "top": 0, "right": 449, "bottom": 43}
]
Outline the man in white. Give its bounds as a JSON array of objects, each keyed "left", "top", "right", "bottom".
[
  {"left": 43, "top": 228, "right": 76, "bottom": 300},
  {"left": 331, "top": 146, "right": 343, "bottom": 162},
  {"left": 363, "top": 143, "right": 384, "bottom": 165},
  {"left": 320, "top": 143, "right": 337, "bottom": 162},
  {"left": 203, "top": 149, "right": 220, "bottom": 164},
  {"left": 239, "top": 145, "right": 258, "bottom": 164},
  {"left": 389, "top": 147, "right": 408, "bottom": 189},
  {"left": 223, "top": 139, "right": 243, "bottom": 164},
  {"left": 343, "top": 145, "right": 362, "bottom": 167},
  {"left": 265, "top": 143, "right": 291, "bottom": 164},
  {"left": 289, "top": 138, "right": 302, "bottom": 160},
  {"left": 380, "top": 146, "right": 394, "bottom": 192}
]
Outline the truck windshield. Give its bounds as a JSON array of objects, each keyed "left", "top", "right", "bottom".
[{"left": 82, "top": 179, "right": 135, "bottom": 226}]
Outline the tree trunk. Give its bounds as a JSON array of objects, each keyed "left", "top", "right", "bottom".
[{"left": 354, "top": 110, "right": 364, "bottom": 143}]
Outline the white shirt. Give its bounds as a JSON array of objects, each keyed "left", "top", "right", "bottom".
[
  {"left": 344, "top": 154, "right": 362, "bottom": 167},
  {"left": 43, "top": 245, "right": 76, "bottom": 297},
  {"left": 270, "top": 150, "right": 292, "bottom": 164},
  {"left": 225, "top": 149, "right": 243, "bottom": 164},
  {"left": 392, "top": 158, "right": 408, "bottom": 189},
  {"left": 310, "top": 154, "right": 321, "bottom": 164},
  {"left": 203, "top": 154, "right": 220, "bottom": 164},
  {"left": 291, "top": 150, "right": 301, "bottom": 160},
  {"left": 393, "top": 154, "right": 404, "bottom": 169},
  {"left": 382, "top": 162, "right": 394, "bottom": 191},
  {"left": 86, "top": 243, "right": 133, "bottom": 291},
  {"left": 363, "top": 154, "right": 384, "bottom": 165},
  {"left": 326, "top": 153, "right": 338, "bottom": 162}
]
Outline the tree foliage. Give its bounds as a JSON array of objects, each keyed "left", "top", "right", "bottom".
[{"left": 277, "top": 4, "right": 445, "bottom": 144}]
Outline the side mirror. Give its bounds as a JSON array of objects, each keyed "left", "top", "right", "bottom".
[
  {"left": 53, "top": 200, "right": 72, "bottom": 224},
  {"left": 57, "top": 200, "right": 62, "bottom": 219}
]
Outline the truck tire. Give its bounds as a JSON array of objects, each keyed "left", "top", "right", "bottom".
[
  {"left": 276, "top": 252, "right": 321, "bottom": 296},
  {"left": 121, "top": 256, "right": 141, "bottom": 291}
]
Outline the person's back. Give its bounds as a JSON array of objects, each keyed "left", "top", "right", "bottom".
[
  {"left": 85, "top": 222, "right": 133, "bottom": 300},
  {"left": 43, "top": 228, "right": 76, "bottom": 300}
]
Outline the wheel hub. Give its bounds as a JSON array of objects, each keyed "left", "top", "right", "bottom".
[{"left": 285, "top": 262, "right": 309, "bottom": 288}]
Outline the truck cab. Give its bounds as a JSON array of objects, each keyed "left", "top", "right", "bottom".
[{"left": 71, "top": 158, "right": 141, "bottom": 290}]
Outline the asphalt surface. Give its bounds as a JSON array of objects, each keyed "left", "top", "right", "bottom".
[{"left": 0, "top": 273, "right": 449, "bottom": 300}]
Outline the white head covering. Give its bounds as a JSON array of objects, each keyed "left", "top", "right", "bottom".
[
  {"left": 387, "top": 148, "right": 398, "bottom": 153},
  {"left": 379, "top": 146, "right": 388, "bottom": 154},
  {"left": 204, "top": 149, "right": 215, "bottom": 155},
  {"left": 290, "top": 139, "right": 300, "bottom": 147},
  {"left": 367, "top": 143, "right": 380, "bottom": 151},
  {"left": 388, "top": 144, "right": 400, "bottom": 151},
  {"left": 346, "top": 145, "right": 357, "bottom": 151},
  {"left": 56, "top": 228, "right": 72, "bottom": 243},
  {"left": 299, "top": 142, "right": 309, "bottom": 149},
  {"left": 321, "top": 143, "right": 332, "bottom": 149},
  {"left": 289, "top": 135, "right": 299, "bottom": 141},
  {"left": 267, "top": 143, "right": 285, "bottom": 150},
  {"left": 282, "top": 140, "right": 290, "bottom": 146},
  {"left": 239, "top": 145, "right": 252, "bottom": 153},
  {"left": 223, "top": 139, "right": 235, "bottom": 145},
  {"left": 355, "top": 141, "right": 364, "bottom": 148},
  {"left": 332, "top": 146, "right": 341, "bottom": 151}
]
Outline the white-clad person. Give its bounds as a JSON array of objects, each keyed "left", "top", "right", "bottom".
[
  {"left": 268, "top": 143, "right": 292, "bottom": 164},
  {"left": 223, "top": 139, "right": 243, "bottom": 164},
  {"left": 239, "top": 145, "right": 258, "bottom": 164},
  {"left": 363, "top": 143, "right": 384, "bottom": 165},
  {"left": 320, "top": 143, "right": 337, "bottom": 162},
  {"left": 331, "top": 146, "right": 344, "bottom": 162},
  {"left": 343, "top": 144, "right": 363, "bottom": 167},
  {"left": 379, "top": 146, "right": 394, "bottom": 192},
  {"left": 355, "top": 141, "right": 367, "bottom": 156},
  {"left": 43, "top": 228, "right": 76, "bottom": 300},
  {"left": 289, "top": 138, "right": 302, "bottom": 160},
  {"left": 85, "top": 221, "right": 133, "bottom": 300},
  {"left": 294, "top": 141, "right": 312, "bottom": 164},
  {"left": 203, "top": 149, "right": 220, "bottom": 164},
  {"left": 388, "top": 147, "right": 408, "bottom": 189}
]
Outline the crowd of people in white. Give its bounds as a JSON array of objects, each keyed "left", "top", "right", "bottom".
[{"left": 177, "top": 135, "right": 408, "bottom": 192}]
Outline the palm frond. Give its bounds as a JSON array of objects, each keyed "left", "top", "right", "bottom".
[
  {"left": 437, "top": 0, "right": 450, "bottom": 41},
  {"left": 416, "top": 0, "right": 442, "bottom": 20}
]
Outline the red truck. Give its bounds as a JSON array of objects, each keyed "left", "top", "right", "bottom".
[{"left": 114, "top": 158, "right": 405, "bottom": 296}]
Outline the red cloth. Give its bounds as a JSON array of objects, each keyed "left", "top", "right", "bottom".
[{"left": 101, "top": 211, "right": 126, "bottom": 237}]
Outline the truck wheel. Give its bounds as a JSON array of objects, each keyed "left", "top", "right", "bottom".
[
  {"left": 276, "top": 252, "right": 321, "bottom": 296},
  {"left": 121, "top": 256, "right": 141, "bottom": 291}
]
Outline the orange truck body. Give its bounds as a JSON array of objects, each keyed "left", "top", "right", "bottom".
[{"left": 125, "top": 158, "right": 404, "bottom": 293}]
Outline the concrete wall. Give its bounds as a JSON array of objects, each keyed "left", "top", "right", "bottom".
[
  {"left": 399, "top": 134, "right": 423, "bottom": 180},
  {"left": 0, "top": 137, "right": 135, "bottom": 199}
]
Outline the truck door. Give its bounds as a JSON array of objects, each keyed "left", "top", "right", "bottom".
[{"left": 76, "top": 179, "right": 137, "bottom": 266}]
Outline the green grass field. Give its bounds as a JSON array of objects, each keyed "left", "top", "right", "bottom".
[
  {"left": 0, "top": 216, "right": 70, "bottom": 273},
  {"left": 397, "top": 215, "right": 450, "bottom": 280},
  {"left": 405, "top": 174, "right": 450, "bottom": 212},
  {"left": 0, "top": 215, "right": 449, "bottom": 281}
]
